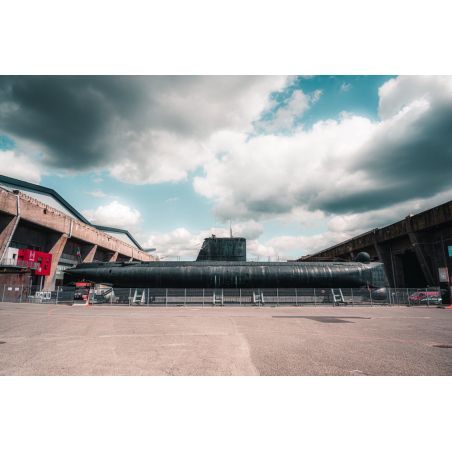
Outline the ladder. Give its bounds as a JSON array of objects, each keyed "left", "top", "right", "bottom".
[
  {"left": 132, "top": 289, "right": 146, "bottom": 305},
  {"left": 331, "top": 288, "right": 346, "bottom": 306},
  {"left": 212, "top": 291, "right": 223, "bottom": 306},
  {"left": 253, "top": 291, "right": 265, "bottom": 306}
]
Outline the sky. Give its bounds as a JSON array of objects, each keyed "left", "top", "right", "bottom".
[{"left": 1, "top": 75, "right": 452, "bottom": 260}]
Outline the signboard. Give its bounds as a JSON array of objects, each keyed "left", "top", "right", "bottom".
[
  {"left": 438, "top": 267, "right": 449, "bottom": 282},
  {"left": 448, "top": 246, "right": 452, "bottom": 257}
]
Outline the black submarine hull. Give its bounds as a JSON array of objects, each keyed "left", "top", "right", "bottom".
[{"left": 64, "top": 259, "right": 386, "bottom": 289}]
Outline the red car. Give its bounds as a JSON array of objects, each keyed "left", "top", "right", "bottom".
[{"left": 408, "top": 291, "right": 442, "bottom": 304}]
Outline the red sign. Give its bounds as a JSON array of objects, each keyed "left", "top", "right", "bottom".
[{"left": 17, "top": 249, "right": 52, "bottom": 276}]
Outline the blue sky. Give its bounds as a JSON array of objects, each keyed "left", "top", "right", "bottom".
[{"left": 1, "top": 75, "right": 452, "bottom": 260}]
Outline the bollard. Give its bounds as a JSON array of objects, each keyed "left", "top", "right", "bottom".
[
  {"left": 203, "top": 288, "right": 205, "bottom": 307},
  {"left": 184, "top": 288, "right": 186, "bottom": 307},
  {"left": 407, "top": 288, "right": 410, "bottom": 307},
  {"left": 20, "top": 284, "right": 23, "bottom": 303},
  {"left": 351, "top": 288, "right": 354, "bottom": 307},
  {"left": 240, "top": 288, "right": 242, "bottom": 306},
  {"left": 370, "top": 288, "right": 372, "bottom": 307},
  {"left": 295, "top": 288, "right": 298, "bottom": 307},
  {"left": 56, "top": 288, "right": 58, "bottom": 305},
  {"left": 277, "top": 288, "right": 279, "bottom": 307},
  {"left": 426, "top": 288, "right": 429, "bottom": 307},
  {"left": 2, "top": 284, "right": 5, "bottom": 302},
  {"left": 166, "top": 288, "right": 168, "bottom": 307},
  {"left": 314, "top": 288, "right": 316, "bottom": 307}
]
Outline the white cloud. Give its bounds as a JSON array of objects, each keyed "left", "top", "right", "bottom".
[
  {"left": 84, "top": 188, "right": 118, "bottom": 199},
  {"left": 0, "top": 150, "right": 42, "bottom": 184},
  {"left": 194, "top": 75, "right": 452, "bottom": 229},
  {"left": 165, "top": 197, "right": 179, "bottom": 203},
  {"left": 81, "top": 201, "right": 141, "bottom": 230},
  {"left": 0, "top": 76, "right": 290, "bottom": 185},
  {"left": 340, "top": 82, "right": 352, "bottom": 92},
  {"left": 260, "top": 89, "right": 322, "bottom": 132}
]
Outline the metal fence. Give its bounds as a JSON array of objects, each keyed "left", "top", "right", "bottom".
[{"left": 1, "top": 285, "right": 447, "bottom": 307}]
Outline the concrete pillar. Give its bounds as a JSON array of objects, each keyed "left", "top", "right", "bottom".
[
  {"left": 405, "top": 217, "right": 437, "bottom": 286},
  {"left": 393, "top": 253, "right": 406, "bottom": 288},
  {"left": 0, "top": 215, "right": 17, "bottom": 262},
  {"left": 109, "top": 251, "right": 118, "bottom": 262},
  {"left": 43, "top": 234, "right": 68, "bottom": 290},
  {"left": 81, "top": 244, "right": 97, "bottom": 263},
  {"left": 373, "top": 242, "right": 396, "bottom": 288}
]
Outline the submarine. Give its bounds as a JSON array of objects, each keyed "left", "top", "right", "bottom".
[{"left": 64, "top": 236, "right": 387, "bottom": 293}]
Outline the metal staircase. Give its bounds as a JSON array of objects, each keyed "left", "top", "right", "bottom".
[
  {"left": 253, "top": 291, "right": 265, "bottom": 306},
  {"left": 212, "top": 291, "right": 223, "bottom": 306},
  {"left": 331, "top": 288, "right": 346, "bottom": 306},
  {"left": 132, "top": 289, "right": 146, "bottom": 305}
]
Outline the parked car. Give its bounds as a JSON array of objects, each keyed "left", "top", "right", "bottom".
[{"left": 408, "top": 291, "right": 442, "bottom": 305}]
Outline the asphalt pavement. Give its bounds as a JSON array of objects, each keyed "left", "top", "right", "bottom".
[{"left": 1, "top": 303, "right": 451, "bottom": 375}]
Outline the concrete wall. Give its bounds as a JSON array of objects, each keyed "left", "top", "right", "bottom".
[
  {"left": 0, "top": 186, "right": 157, "bottom": 290},
  {"left": 300, "top": 200, "right": 452, "bottom": 288}
]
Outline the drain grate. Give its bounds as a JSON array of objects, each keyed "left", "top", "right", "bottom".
[{"left": 433, "top": 344, "right": 452, "bottom": 348}]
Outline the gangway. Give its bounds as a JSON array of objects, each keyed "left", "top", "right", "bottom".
[
  {"left": 132, "top": 289, "right": 146, "bottom": 305},
  {"left": 212, "top": 291, "right": 223, "bottom": 306},
  {"left": 253, "top": 291, "right": 265, "bottom": 306},
  {"left": 331, "top": 288, "right": 346, "bottom": 306}
]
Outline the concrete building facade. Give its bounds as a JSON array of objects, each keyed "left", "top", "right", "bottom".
[
  {"left": 299, "top": 200, "right": 452, "bottom": 289},
  {"left": 0, "top": 175, "right": 157, "bottom": 290}
]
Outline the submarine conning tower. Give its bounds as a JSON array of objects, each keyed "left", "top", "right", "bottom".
[{"left": 196, "top": 235, "right": 246, "bottom": 261}]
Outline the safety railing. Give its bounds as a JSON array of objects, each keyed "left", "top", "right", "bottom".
[
  {"left": 1, "top": 285, "right": 447, "bottom": 307},
  {"left": 0, "top": 258, "right": 40, "bottom": 270}
]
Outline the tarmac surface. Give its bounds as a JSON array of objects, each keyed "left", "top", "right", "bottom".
[{"left": 1, "top": 303, "right": 452, "bottom": 376}]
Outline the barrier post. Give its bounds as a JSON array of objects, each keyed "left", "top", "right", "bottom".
[
  {"left": 203, "top": 289, "right": 205, "bottom": 307},
  {"left": 184, "top": 289, "right": 186, "bottom": 307},
  {"left": 20, "top": 284, "right": 23, "bottom": 303},
  {"left": 370, "top": 288, "right": 372, "bottom": 307},
  {"left": 407, "top": 288, "right": 410, "bottom": 307},
  {"left": 56, "top": 288, "right": 58, "bottom": 305},
  {"left": 426, "top": 288, "right": 429, "bottom": 307},
  {"left": 147, "top": 288, "right": 149, "bottom": 307},
  {"left": 314, "top": 288, "right": 316, "bottom": 307},
  {"left": 295, "top": 288, "right": 298, "bottom": 307},
  {"left": 277, "top": 288, "right": 279, "bottom": 307},
  {"left": 129, "top": 288, "right": 131, "bottom": 306},
  {"left": 2, "top": 285, "right": 5, "bottom": 302},
  {"left": 240, "top": 288, "right": 242, "bottom": 306},
  {"left": 351, "top": 288, "right": 354, "bottom": 307},
  {"left": 166, "top": 288, "right": 168, "bottom": 307}
]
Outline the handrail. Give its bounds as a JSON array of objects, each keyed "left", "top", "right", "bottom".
[{"left": 1, "top": 258, "right": 40, "bottom": 270}]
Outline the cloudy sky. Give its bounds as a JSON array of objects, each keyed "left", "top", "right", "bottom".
[{"left": 1, "top": 75, "right": 452, "bottom": 260}]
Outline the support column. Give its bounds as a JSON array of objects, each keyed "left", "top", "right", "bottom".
[
  {"left": 81, "top": 244, "right": 97, "bottom": 263},
  {"left": 393, "top": 253, "right": 406, "bottom": 288},
  {"left": 109, "top": 251, "right": 118, "bottom": 262},
  {"left": 43, "top": 234, "right": 68, "bottom": 290},
  {"left": 373, "top": 242, "right": 396, "bottom": 288},
  {"left": 0, "top": 215, "right": 17, "bottom": 262},
  {"left": 405, "top": 217, "right": 437, "bottom": 286}
]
